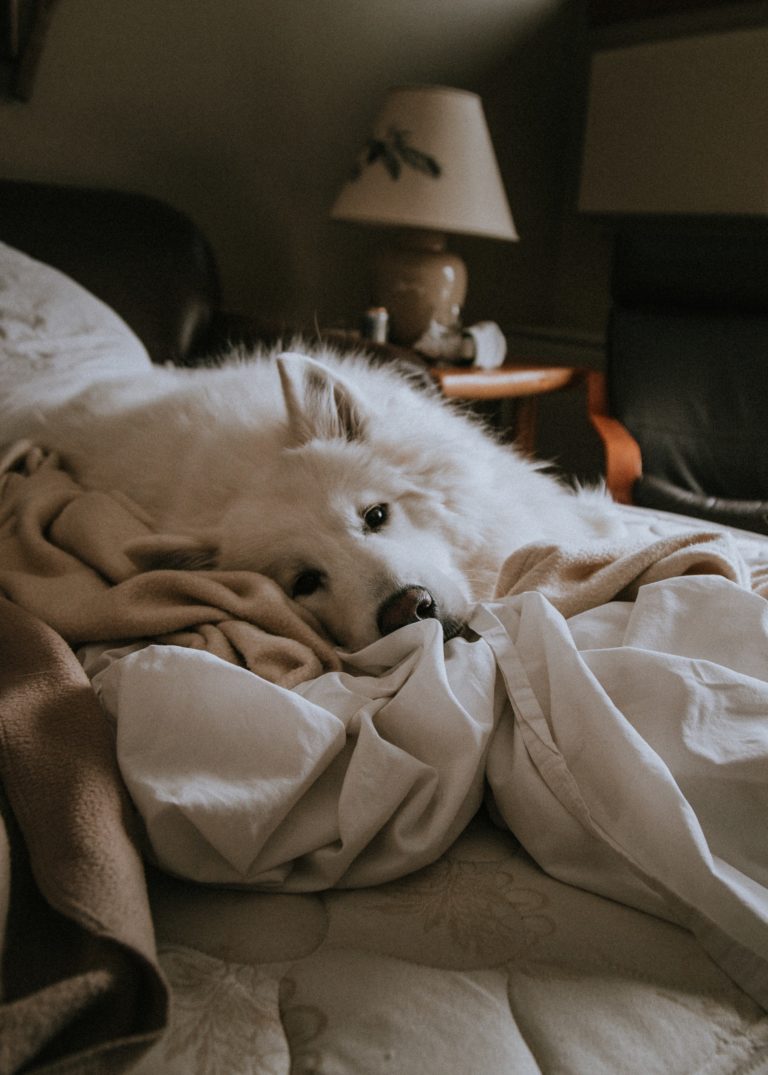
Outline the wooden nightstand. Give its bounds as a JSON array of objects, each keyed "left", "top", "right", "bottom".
[{"left": 428, "top": 361, "right": 586, "bottom": 455}]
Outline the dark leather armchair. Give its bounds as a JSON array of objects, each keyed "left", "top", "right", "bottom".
[{"left": 587, "top": 217, "right": 768, "bottom": 535}]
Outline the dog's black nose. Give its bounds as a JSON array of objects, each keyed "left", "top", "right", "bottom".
[{"left": 377, "top": 586, "right": 438, "bottom": 637}]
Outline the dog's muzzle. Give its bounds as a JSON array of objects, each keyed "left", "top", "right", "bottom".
[{"left": 377, "top": 586, "right": 464, "bottom": 641}]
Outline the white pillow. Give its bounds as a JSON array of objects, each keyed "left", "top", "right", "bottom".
[{"left": 0, "top": 240, "right": 152, "bottom": 427}]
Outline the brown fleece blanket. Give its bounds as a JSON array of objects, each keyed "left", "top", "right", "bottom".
[{"left": 0, "top": 596, "right": 167, "bottom": 1075}]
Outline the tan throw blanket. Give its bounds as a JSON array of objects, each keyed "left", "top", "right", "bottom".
[
  {"left": 494, "top": 528, "right": 768, "bottom": 611},
  {"left": 0, "top": 441, "right": 341, "bottom": 687}
]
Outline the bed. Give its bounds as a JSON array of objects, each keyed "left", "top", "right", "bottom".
[{"left": 1, "top": 183, "right": 767, "bottom": 1075}]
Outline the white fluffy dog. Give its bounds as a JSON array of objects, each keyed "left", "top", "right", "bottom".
[{"left": 8, "top": 348, "right": 619, "bottom": 650}]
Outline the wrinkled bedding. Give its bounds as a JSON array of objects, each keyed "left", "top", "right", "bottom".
[
  {"left": 2, "top": 449, "right": 768, "bottom": 1074},
  {"left": 84, "top": 524, "right": 768, "bottom": 1017},
  {"left": 2, "top": 486, "right": 768, "bottom": 1075},
  {"left": 3, "top": 237, "right": 768, "bottom": 1073},
  {"left": 122, "top": 510, "right": 768, "bottom": 1074}
]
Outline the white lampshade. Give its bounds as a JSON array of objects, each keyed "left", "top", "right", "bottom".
[{"left": 332, "top": 85, "right": 517, "bottom": 241}]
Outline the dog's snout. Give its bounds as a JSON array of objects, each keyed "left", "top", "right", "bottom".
[{"left": 377, "top": 586, "right": 438, "bottom": 637}]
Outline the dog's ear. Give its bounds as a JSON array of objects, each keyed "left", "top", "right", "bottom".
[
  {"left": 124, "top": 533, "right": 221, "bottom": 572},
  {"left": 277, "top": 353, "right": 367, "bottom": 445}
]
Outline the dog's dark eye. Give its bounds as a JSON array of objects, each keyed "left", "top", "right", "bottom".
[
  {"left": 362, "top": 503, "right": 389, "bottom": 532},
  {"left": 291, "top": 570, "right": 324, "bottom": 597}
]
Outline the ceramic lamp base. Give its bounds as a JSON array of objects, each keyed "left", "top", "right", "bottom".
[{"left": 373, "top": 230, "right": 467, "bottom": 346}]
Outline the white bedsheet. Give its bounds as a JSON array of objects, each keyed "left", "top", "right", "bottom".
[
  {"left": 481, "top": 576, "right": 768, "bottom": 1010},
  {"left": 89, "top": 567, "right": 768, "bottom": 1009},
  {"left": 93, "top": 624, "right": 498, "bottom": 891}
]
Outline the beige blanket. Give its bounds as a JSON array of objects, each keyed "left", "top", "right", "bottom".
[
  {"left": 495, "top": 527, "right": 768, "bottom": 611},
  {"left": 0, "top": 441, "right": 340, "bottom": 687}
]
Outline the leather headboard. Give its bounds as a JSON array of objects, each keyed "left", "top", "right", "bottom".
[{"left": 0, "top": 180, "right": 222, "bottom": 365}]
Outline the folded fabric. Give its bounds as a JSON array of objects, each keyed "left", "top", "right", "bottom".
[{"left": 0, "top": 441, "right": 340, "bottom": 687}]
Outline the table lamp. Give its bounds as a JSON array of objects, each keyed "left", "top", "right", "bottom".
[{"left": 331, "top": 85, "right": 517, "bottom": 346}]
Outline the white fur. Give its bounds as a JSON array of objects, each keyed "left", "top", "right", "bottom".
[{"left": 6, "top": 346, "right": 621, "bottom": 650}]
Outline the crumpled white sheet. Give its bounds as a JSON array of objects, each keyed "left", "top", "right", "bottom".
[
  {"left": 480, "top": 575, "right": 768, "bottom": 1011},
  {"left": 90, "top": 623, "right": 500, "bottom": 891},
  {"left": 89, "top": 572, "right": 768, "bottom": 1010}
]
